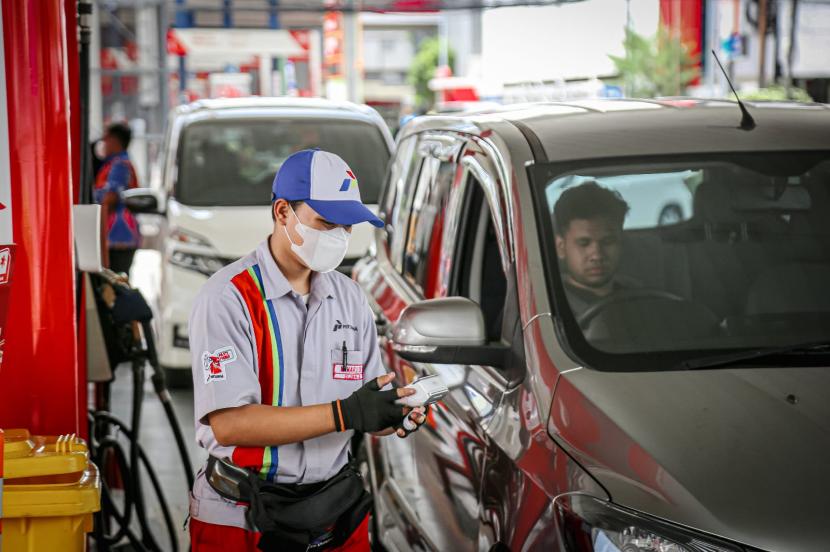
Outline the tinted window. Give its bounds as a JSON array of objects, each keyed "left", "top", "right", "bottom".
[
  {"left": 388, "top": 140, "right": 426, "bottom": 273},
  {"left": 175, "top": 118, "right": 389, "bottom": 206},
  {"left": 453, "top": 178, "right": 507, "bottom": 341},
  {"left": 381, "top": 135, "right": 417, "bottom": 255},
  {"left": 532, "top": 152, "right": 830, "bottom": 367},
  {"left": 402, "top": 158, "right": 455, "bottom": 297}
]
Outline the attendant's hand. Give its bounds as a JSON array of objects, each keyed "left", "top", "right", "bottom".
[{"left": 333, "top": 373, "right": 415, "bottom": 433}]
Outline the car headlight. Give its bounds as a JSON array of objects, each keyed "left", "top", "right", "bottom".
[
  {"left": 171, "top": 227, "right": 213, "bottom": 247},
  {"left": 554, "top": 495, "right": 742, "bottom": 552},
  {"left": 169, "top": 250, "right": 229, "bottom": 277}
]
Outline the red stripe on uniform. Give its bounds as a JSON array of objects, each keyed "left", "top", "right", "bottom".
[
  {"left": 231, "top": 270, "right": 274, "bottom": 403},
  {"left": 231, "top": 446, "right": 265, "bottom": 471},
  {"left": 230, "top": 269, "right": 276, "bottom": 474}
]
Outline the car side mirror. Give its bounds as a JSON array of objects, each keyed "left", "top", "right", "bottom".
[
  {"left": 390, "top": 297, "right": 507, "bottom": 368},
  {"left": 122, "top": 187, "right": 164, "bottom": 215}
]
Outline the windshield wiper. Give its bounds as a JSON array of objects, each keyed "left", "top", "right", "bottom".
[{"left": 680, "top": 341, "right": 830, "bottom": 370}]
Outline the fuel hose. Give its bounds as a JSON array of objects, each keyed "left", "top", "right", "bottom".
[{"left": 89, "top": 271, "right": 194, "bottom": 551}]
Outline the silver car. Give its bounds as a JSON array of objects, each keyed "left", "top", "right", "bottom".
[{"left": 354, "top": 99, "right": 830, "bottom": 551}]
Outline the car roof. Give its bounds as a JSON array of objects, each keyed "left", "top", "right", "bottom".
[
  {"left": 174, "top": 96, "right": 386, "bottom": 125},
  {"left": 399, "top": 98, "right": 830, "bottom": 162}
]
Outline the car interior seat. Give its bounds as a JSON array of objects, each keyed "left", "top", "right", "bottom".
[
  {"left": 197, "top": 141, "right": 241, "bottom": 198},
  {"left": 746, "top": 262, "right": 830, "bottom": 315},
  {"left": 467, "top": 199, "right": 506, "bottom": 343}
]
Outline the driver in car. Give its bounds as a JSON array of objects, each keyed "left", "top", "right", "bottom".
[{"left": 553, "top": 181, "right": 630, "bottom": 322}]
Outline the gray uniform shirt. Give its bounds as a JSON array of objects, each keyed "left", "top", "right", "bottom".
[{"left": 188, "top": 239, "right": 384, "bottom": 529}]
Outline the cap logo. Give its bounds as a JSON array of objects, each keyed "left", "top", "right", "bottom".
[{"left": 339, "top": 170, "right": 357, "bottom": 192}]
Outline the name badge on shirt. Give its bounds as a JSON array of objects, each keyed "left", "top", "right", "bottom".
[
  {"left": 331, "top": 348, "right": 364, "bottom": 381},
  {"left": 332, "top": 362, "right": 365, "bottom": 381}
]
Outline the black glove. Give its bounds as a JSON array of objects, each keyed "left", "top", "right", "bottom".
[{"left": 332, "top": 378, "right": 402, "bottom": 433}]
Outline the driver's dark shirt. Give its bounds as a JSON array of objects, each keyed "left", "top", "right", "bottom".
[{"left": 563, "top": 280, "right": 627, "bottom": 322}]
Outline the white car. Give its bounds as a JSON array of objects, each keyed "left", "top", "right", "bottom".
[{"left": 127, "top": 97, "right": 394, "bottom": 385}]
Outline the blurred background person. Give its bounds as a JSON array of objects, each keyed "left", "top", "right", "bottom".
[{"left": 94, "top": 122, "right": 142, "bottom": 276}]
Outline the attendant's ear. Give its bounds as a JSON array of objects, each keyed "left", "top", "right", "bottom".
[{"left": 273, "top": 199, "right": 292, "bottom": 226}]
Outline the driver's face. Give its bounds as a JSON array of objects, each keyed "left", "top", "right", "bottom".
[{"left": 556, "top": 217, "right": 622, "bottom": 291}]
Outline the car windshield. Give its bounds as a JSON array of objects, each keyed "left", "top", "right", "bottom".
[
  {"left": 533, "top": 152, "right": 830, "bottom": 366},
  {"left": 175, "top": 118, "right": 389, "bottom": 207}
]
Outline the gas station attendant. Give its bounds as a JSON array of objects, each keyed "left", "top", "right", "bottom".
[{"left": 188, "top": 149, "right": 426, "bottom": 551}]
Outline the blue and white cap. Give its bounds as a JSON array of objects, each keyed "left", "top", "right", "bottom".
[{"left": 272, "top": 149, "right": 383, "bottom": 228}]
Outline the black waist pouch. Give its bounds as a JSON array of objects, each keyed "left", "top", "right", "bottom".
[{"left": 207, "top": 457, "right": 371, "bottom": 552}]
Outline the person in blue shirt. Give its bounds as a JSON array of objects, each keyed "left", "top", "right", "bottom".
[{"left": 94, "top": 122, "right": 141, "bottom": 275}]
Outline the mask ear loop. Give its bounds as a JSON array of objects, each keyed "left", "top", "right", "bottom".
[{"left": 282, "top": 204, "right": 304, "bottom": 247}]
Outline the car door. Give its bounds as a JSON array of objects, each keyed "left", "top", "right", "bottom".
[{"left": 364, "top": 133, "right": 514, "bottom": 551}]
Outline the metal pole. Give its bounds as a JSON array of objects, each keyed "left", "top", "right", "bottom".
[
  {"left": 758, "top": 0, "right": 768, "bottom": 88},
  {"left": 787, "top": 0, "right": 799, "bottom": 97},
  {"left": 158, "top": 2, "right": 169, "bottom": 142},
  {"left": 439, "top": 14, "right": 449, "bottom": 69},
  {"left": 79, "top": 0, "right": 93, "bottom": 204},
  {"left": 269, "top": 0, "right": 280, "bottom": 29},
  {"left": 344, "top": 11, "right": 358, "bottom": 102},
  {"left": 175, "top": 0, "right": 191, "bottom": 93},
  {"left": 223, "top": 0, "right": 233, "bottom": 28}
]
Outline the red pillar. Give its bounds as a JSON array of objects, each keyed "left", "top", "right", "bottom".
[
  {"left": 660, "top": 0, "right": 703, "bottom": 86},
  {"left": 0, "top": 0, "right": 81, "bottom": 435}
]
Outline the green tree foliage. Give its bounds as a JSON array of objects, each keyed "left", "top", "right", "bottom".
[
  {"left": 408, "top": 37, "right": 455, "bottom": 111},
  {"left": 740, "top": 85, "right": 813, "bottom": 102},
  {"left": 609, "top": 27, "right": 701, "bottom": 98}
]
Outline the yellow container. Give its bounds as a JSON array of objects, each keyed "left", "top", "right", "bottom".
[{"left": 1, "top": 429, "right": 101, "bottom": 552}]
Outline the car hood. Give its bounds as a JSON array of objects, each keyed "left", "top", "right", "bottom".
[
  {"left": 549, "top": 365, "right": 830, "bottom": 552},
  {"left": 168, "top": 200, "right": 377, "bottom": 260},
  {"left": 169, "top": 200, "right": 272, "bottom": 258}
]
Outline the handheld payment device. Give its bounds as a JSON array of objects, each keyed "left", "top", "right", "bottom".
[
  {"left": 398, "top": 375, "right": 449, "bottom": 431},
  {"left": 398, "top": 374, "right": 449, "bottom": 407}
]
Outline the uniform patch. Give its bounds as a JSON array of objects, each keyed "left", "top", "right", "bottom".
[
  {"left": 332, "top": 362, "right": 364, "bottom": 381},
  {"left": 203, "top": 346, "right": 237, "bottom": 383}
]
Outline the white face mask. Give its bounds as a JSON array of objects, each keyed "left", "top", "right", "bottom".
[{"left": 283, "top": 207, "right": 350, "bottom": 273}]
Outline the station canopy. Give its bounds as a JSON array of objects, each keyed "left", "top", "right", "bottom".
[{"left": 177, "top": 0, "right": 583, "bottom": 13}]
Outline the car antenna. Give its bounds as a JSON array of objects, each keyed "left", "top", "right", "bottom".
[{"left": 711, "top": 49, "right": 756, "bottom": 131}]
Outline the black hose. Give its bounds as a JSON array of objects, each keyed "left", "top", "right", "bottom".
[
  {"left": 129, "top": 355, "right": 165, "bottom": 552},
  {"left": 144, "top": 320, "right": 195, "bottom": 489},
  {"left": 88, "top": 275, "right": 194, "bottom": 551},
  {"left": 90, "top": 410, "right": 180, "bottom": 552}
]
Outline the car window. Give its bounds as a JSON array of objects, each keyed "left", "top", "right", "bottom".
[
  {"left": 546, "top": 171, "right": 698, "bottom": 229},
  {"left": 531, "top": 152, "right": 830, "bottom": 367},
  {"left": 380, "top": 135, "right": 417, "bottom": 258},
  {"left": 388, "top": 139, "right": 428, "bottom": 273},
  {"left": 402, "top": 157, "right": 455, "bottom": 297},
  {"left": 174, "top": 118, "right": 389, "bottom": 207},
  {"left": 453, "top": 177, "right": 507, "bottom": 342}
]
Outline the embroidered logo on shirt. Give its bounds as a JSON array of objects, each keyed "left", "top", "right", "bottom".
[
  {"left": 202, "top": 346, "right": 237, "bottom": 383},
  {"left": 332, "top": 362, "right": 364, "bottom": 381},
  {"left": 333, "top": 319, "right": 358, "bottom": 332}
]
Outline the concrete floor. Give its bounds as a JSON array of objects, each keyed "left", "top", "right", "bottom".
[
  {"left": 101, "top": 250, "right": 204, "bottom": 551},
  {"left": 107, "top": 363, "right": 203, "bottom": 551}
]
